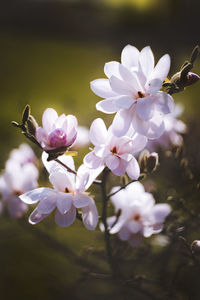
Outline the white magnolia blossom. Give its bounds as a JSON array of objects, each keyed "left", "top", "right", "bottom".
[
  {"left": 73, "top": 126, "right": 90, "bottom": 148},
  {"left": 91, "top": 45, "right": 174, "bottom": 139},
  {"left": 0, "top": 144, "right": 38, "bottom": 218},
  {"left": 104, "top": 182, "right": 171, "bottom": 247},
  {"left": 84, "top": 118, "right": 147, "bottom": 179},
  {"left": 20, "top": 153, "right": 103, "bottom": 229},
  {"left": 147, "top": 104, "right": 187, "bottom": 151},
  {"left": 36, "top": 108, "right": 78, "bottom": 151}
]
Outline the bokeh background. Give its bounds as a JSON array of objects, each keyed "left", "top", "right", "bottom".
[{"left": 0, "top": 0, "right": 200, "bottom": 299}]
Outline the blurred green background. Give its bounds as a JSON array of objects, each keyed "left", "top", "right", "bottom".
[{"left": 0, "top": 0, "right": 200, "bottom": 299}]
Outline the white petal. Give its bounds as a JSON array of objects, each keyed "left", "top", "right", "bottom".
[
  {"left": 82, "top": 198, "right": 98, "bottom": 230},
  {"left": 114, "top": 95, "right": 134, "bottom": 109},
  {"left": 112, "top": 159, "right": 128, "bottom": 176},
  {"left": 118, "top": 226, "right": 131, "bottom": 241},
  {"left": 153, "top": 203, "right": 171, "bottom": 223},
  {"left": 153, "top": 92, "right": 174, "bottom": 115},
  {"left": 65, "top": 115, "right": 78, "bottom": 139},
  {"left": 73, "top": 193, "right": 90, "bottom": 208},
  {"left": 104, "top": 61, "right": 121, "bottom": 78},
  {"left": 119, "top": 64, "right": 142, "bottom": 92},
  {"left": 139, "top": 46, "right": 154, "bottom": 79},
  {"left": 42, "top": 152, "right": 75, "bottom": 174},
  {"left": 89, "top": 118, "right": 108, "bottom": 146},
  {"left": 112, "top": 109, "right": 132, "bottom": 137},
  {"left": 42, "top": 108, "right": 58, "bottom": 133},
  {"left": 119, "top": 133, "right": 147, "bottom": 154},
  {"left": 56, "top": 192, "right": 73, "bottom": 214},
  {"left": 110, "top": 215, "right": 127, "bottom": 234},
  {"left": 121, "top": 44, "right": 140, "bottom": 69},
  {"left": 126, "top": 157, "right": 140, "bottom": 180},
  {"left": 29, "top": 207, "right": 49, "bottom": 225},
  {"left": 136, "top": 96, "right": 155, "bottom": 121},
  {"left": 109, "top": 76, "right": 133, "bottom": 96},
  {"left": 90, "top": 79, "right": 116, "bottom": 98},
  {"left": 83, "top": 151, "right": 103, "bottom": 169},
  {"left": 54, "top": 206, "right": 76, "bottom": 227},
  {"left": 96, "top": 98, "right": 119, "bottom": 114},
  {"left": 19, "top": 187, "right": 55, "bottom": 205},
  {"left": 49, "top": 170, "right": 75, "bottom": 192},
  {"left": 146, "top": 78, "right": 163, "bottom": 94},
  {"left": 150, "top": 54, "right": 170, "bottom": 83},
  {"left": 78, "top": 164, "right": 104, "bottom": 190},
  {"left": 105, "top": 155, "right": 120, "bottom": 171},
  {"left": 37, "top": 192, "right": 57, "bottom": 214}
]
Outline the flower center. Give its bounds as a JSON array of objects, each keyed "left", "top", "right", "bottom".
[
  {"left": 49, "top": 128, "right": 67, "bottom": 148},
  {"left": 111, "top": 146, "right": 117, "bottom": 154},
  {"left": 132, "top": 213, "right": 141, "bottom": 221},
  {"left": 65, "top": 187, "right": 74, "bottom": 195},
  {"left": 137, "top": 91, "right": 145, "bottom": 99}
]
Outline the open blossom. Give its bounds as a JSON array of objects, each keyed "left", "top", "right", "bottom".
[
  {"left": 0, "top": 144, "right": 38, "bottom": 218},
  {"left": 91, "top": 45, "right": 174, "bottom": 139},
  {"left": 36, "top": 108, "right": 78, "bottom": 151},
  {"left": 20, "top": 153, "right": 103, "bottom": 229},
  {"left": 147, "top": 104, "right": 187, "bottom": 151},
  {"left": 84, "top": 118, "right": 147, "bottom": 179},
  {"left": 103, "top": 182, "right": 171, "bottom": 247}
]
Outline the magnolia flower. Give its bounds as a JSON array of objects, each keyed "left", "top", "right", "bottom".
[
  {"left": 36, "top": 108, "right": 78, "bottom": 151},
  {"left": 147, "top": 104, "right": 187, "bottom": 151},
  {"left": 0, "top": 144, "right": 38, "bottom": 218},
  {"left": 91, "top": 45, "right": 174, "bottom": 139},
  {"left": 20, "top": 153, "right": 103, "bottom": 229},
  {"left": 72, "top": 126, "right": 90, "bottom": 148},
  {"left": 84, "top": 118, "right": 147, "bottom": 179},
  {"left": 103, "top": 182, "right": 171, "bottom": 247}
]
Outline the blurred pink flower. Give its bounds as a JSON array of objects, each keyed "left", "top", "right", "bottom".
[
  {"left": 20, "top": 153, "right": 103, "bottom": 229},
  {"left": 91, "top": 45, "right": 174, "bottom": 139},
  {"left": 84, "top": 118, "right": 147, "bottom": 179},
  {"left": 36, "top": 108, "right": 78, "bottom": 151},
  {"left": 0, "top": 144, "right": 38, "bottom": 218},
  {"left": 103, "top": 181, "right": 171, "bottom": 247}
]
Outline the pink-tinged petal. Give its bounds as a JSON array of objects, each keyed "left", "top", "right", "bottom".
[
  {"left": 110, "top": 215, "right": 127, "bottom": 234},
  {"left": 118, "top": 226, "right": 131, "bottom": 241},
  {"left": 54, "top": 114, "right": 66, "bottom": 129},
  {"left": 112, "top": 159, "right": 128, "bottom": 176},
  {"left": 146, "top": 78, "right": 163, "bottom": 94},
  {"left": 105, "top": 154, "right": 120, "bottom": 171},
  {"left": 121, "top": 44, "right": 140, "bottom": 69},
  {"left": 119, "top": 134, "right": 147, "bottom": 154},
  {"left": 150, "top": 54, "right": 170, "bottom": 83},
  {"left": 139, "top": 46, "right": 154, "bottom": 79},
  {"left": 77, "top": 164, "right": 104, "bottom": 190},
  {"left": 96, "top": 98, "right": 119, "bottom": 114},
  {"left": 76, "top": 166, "right": 90, "bottom": 192},
  {"left": 112, "top": 108, "right": 132, "bottom": 137},
  {"left": 36, "top": 127, "right": 47, "bottom": 145},
  {"left": 19, "top": 187, "right": 55, "bottom": 205},
  {"left": 136, "top": 96, "right": 155, "bottom": 121},
  {"left": 153, "top": 92, "right": 174, "bottom": 115},
  {"left": 55, "top": 206, "right": 76, "bottom": 227},
  {"left": 127, "top": 220, "right": 142, "bottom": 233},
  {"left": 37, "top": 192, "right": 57, "bottom": 214},
  {"left": 42, "top": 108, "right": 58, "bottom": 133},
  {"left": 126, "top": 157, "right": 140, "bottom": 180},
  {"left": 89, "top": 118, "right": 108, "bottom": 146},
  {"left": 119, "top": 64, "right": 142, "bottom": 92},
  {"left": 90, "top": 79, "right": 116, "bottom": 98},
  {"left": 65, "top": 115, "right": 78, "bottom": 134},
  {"left": 49, "top": 170, "right": 75, "bottom": 192},
  {"left": 56, "top": 192, "right": 73, "bottom": 214},
  {"left": 132, "top": 109, "right": 165, "bottom": 139},
  {"left": 73, "top": 193, "right": 90, "bottom": 208},
  {"left": 82, "top": 198, "right": 98, "bottom": 230},
  {"left": 29, "top": 207, "right": 49, "bottom": 225},
  {"left": 153, "top": 203, "right": 171, "bottom": 223},
  {"left": 118, "top": 153, "right": 133, "bottom": 162},
  {"left": 109, "top": 76, "right": 133, "bottom": 96},
  {"left": 84, "top": 151, "right": 103, "bottom": 169},
  {"left": 104, "top": 61, "right": 121, "bottom": 78},
  {"left": 114, "top": 95, "right": 134, "bottom": 109},
  {"left": 128, "top": 233, "right": 143, "bottom": 247}
]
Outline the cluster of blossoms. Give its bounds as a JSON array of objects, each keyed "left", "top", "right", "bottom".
[{"left": 1, "top": 44, "right": 193, "bottom": 248}]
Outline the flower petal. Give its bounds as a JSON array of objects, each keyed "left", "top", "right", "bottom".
[
  {"left": 96, "top": 98, "right": 119, "bottom": 114},
  {"left": 104, "top": 61, "right": 121, "bottom": 78},
  {"left": 42, "top": 108, "right": 58, "bottom": 133},
  {"left": 139, "top": 46, "right": 154, "bottom": 79},
  {"left": 56, "top": 192, "right": 73, "bottom": 214},
  {"left": 84, "top": 151, "right": 103, "bottom": 169},
  {"left": 153, "top": 92, "right": 174, "bottom": 115},
  {"left": 29, "top": 207, "right": 49, "bottom": 225},
  {"left": 54, "top": 206, "right": 76, "bottom": 227},
  {"left": 153, "top": 203, "right": 171, "bottom": 223},
  {"left": 37, "top": 191, "right": 57, "bottom": 214},
  {"left": 73, "top": 193, "right": 90, "bottom": 208},
  {"left": 112, "top": 108, "right": 132, "bottom": 137},
  {"left": 105, "top": 154, "right": 120, "bottom": 171},
  {"left": 150, "top": 54, "right": 170, "bottom": 83},
  {"left": 49, "top": 170, "right": 75, "bottom": 192},
  {"left": 89, "top": 118, "right": 108, "bottom": 146},
  {"left": 112, "top": 159, "right": 128, "bottom": 176},
  {"left": 109, "top": 76, "right": 133, "bottom": 96},
  {"left": 90, "top": 79, "right": 116, "bottom": 98},
  {"left": 19, "top": 187, "right": 55, "bottom": 205},
  {"left": 136, "top": 96, "right": 155, "bottom": 121},
  {"left": 118, "top": 226, "right": 131, "bottom": 241},
  {"left": 114, "top": 95, "right": 134, "bottom": 109},
  {"left": 121, "top": 44, "right": 140, "bottom": 69},
  {"left": 82, "top": 198, "right": 98, "bottom": 230},
  {"left": 126, "top": 157, "right": 140, "bottom": 180}
]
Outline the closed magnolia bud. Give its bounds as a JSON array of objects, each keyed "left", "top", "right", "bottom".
[
  {"left": 27, "top": 115, "right": 39, "bottom": 136},
  {"left": 191, "top": 240, "right": 200, "bottom": 255},
  {"left": 146, "top": 152, "right": 159, "bottom": 173}
]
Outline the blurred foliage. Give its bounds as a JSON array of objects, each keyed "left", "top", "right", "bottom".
[{"left": 0, "top": 0, "right": 200, "bottom": 299}]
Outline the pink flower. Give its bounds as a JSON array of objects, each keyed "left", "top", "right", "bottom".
[
  {"left": 91, "top": 45, "right": 174, "bottom": 139},
  {"left": 36, "top": 108, "right": 78, "bottom": 151},
  {"left": 19, "top": 153, "right": 103, "bottom": 229},
  {"left": 103, "top": 182, "right": 171, "bottom": 247},
  {"left": 0, "top": 144, "right": 38, "bottom": 218},
  {"left": 84, "top": 118, "right": 147, "bottom": 179}
]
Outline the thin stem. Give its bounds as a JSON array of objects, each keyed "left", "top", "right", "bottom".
[{"left": 55, "top": 158, "right": 77, "bottom": 175}]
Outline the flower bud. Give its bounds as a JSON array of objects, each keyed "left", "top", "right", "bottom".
[
  {"left": 27, "top": 115, "right": 38, "bottom": 136},
  {"left": 48, "top": 129, "right": 67, "bottom": 148},
  {"left": 184, "top": 72, "right": 200, "bottom": 87},
  {"left": 146, "top": 152, "right": 159, "bottom": 173},
  {"left": 191, "top": 240, "right": 200, "bottom": 255}
]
